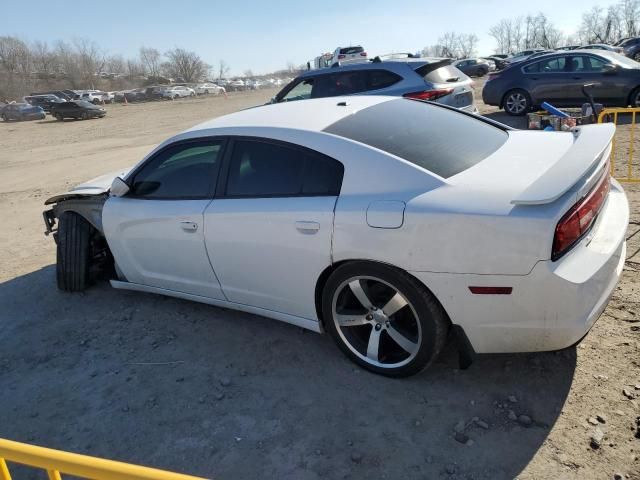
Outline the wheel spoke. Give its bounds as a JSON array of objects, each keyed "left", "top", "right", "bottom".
[
  {"left": 335, "top": 314, "right": 369, "bottom": 327},
  {"left": 349, "top": 280, "right": 373, "bottom": 310},
  {"left": 366, "top": 327, "right": 382, "bottom": 362},
  {"left": 386, "top": 326, "right": 418, "bottom": 354},
  {"left": 382, "top": 292, "right": 407, "bottom": 317}
]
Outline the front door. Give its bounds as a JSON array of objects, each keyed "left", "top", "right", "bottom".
[
  {"left": 103, "top": 139, "right": 226, "bottom": 299},
  {"left": 203, "top": 138, "right": 344, "bottom": 320}
]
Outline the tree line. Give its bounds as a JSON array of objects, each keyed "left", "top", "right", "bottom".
[
  {"left": 0, "top": 37, "right": 230, "bottom": 100},
  {"left": 423, "top": 0, "right": 639, "bottom": 58}
]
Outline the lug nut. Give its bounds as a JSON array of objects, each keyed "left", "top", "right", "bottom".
[
  {"left": 366, "top": 314, "right": 373, "bottom": 320},
  {"left": 374, "top": 324, "right": 382, "bottom": 331}
]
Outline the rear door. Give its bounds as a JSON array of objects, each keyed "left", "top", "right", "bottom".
[
  {"left": 103, "top": 139, "right": 226, "bottom": 299},
  {"left": 522, "top": 56, "right": 570, "bottom": 105},
  {"left": 203, "top": 138, "right": 343, "bottom": 320}
]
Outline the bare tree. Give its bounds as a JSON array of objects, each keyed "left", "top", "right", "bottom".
[
  {"left": 31, "top": 41, "right": 58, "bottom": 80},
  {"left": 217, "top": 60, "right": 230, "bottom": 80},
  {"left": 164, "top": 48, "right": 208, "bottom": 82},
  {"left": 73, "top": 38, "right": 104, "bottom": 87},
  {"left": 126, "top": 59, "right": 145, "bottom": 79},
  {"left": 140, "top": 47, "right": 161, "bottom": 78},
  {"left": 243, "top": 69, "right": 254, "bottom": 78},
  {"left": 105, "top": 55, "right": 126, "bottom": 74},
  {"left": 620, "top": 0, "right": 640, "bottom": 37},
  {"left": 458, "top": 34, "right": 478, "bottom": 58},
  {"left": 0, "top": 36, "right": 31, "bottom": 98},
  {"left": 437, "top": 32, "right": 459, "bottom": 57}
]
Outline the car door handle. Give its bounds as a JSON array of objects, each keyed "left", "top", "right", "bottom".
[
  {"left": 295, "top": 221, "right": 320, "bottom": 234},
  {"left": 180, "top": 221, "right": 198, "bottom": 232}
]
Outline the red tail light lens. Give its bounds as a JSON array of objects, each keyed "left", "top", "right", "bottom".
[
  {"left": 487, "top": 73, "right": 501, "bottom": 81},
  {"left": 338, "top": 54, "right": 346, "bottom": 59},
  {"left": 552, "top": 168, "right": 611, "bottom": 260},
  {"left": 360, "top": 52, "right": 367, "bottom": 56},
  {"left": 403, "top": 88, "right": 454, "bottom": 101}
]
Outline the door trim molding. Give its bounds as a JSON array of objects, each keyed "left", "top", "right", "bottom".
[{"left": 110, "top": 280, "right": 322, "bottom": 333}]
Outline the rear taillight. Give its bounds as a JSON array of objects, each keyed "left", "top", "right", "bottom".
[
  {"left": 552, "top": 167, "right": 610, "bottom": 260},
  {"left": 403, "top": 88, "right": 453, "bottom": 101},
  {"left": 360, "top": 52, "right": 367, "bottom": 56},
  {"left": 338, "top": 54, "right": 346, "bottom": 59}
]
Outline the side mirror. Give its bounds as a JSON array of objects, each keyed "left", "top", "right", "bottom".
[
  {"left": 602, "top": 63, "right": 618, "bottom": 74},
  {"left": 110, "top": 176, "right": 130, "bottom": 197}
]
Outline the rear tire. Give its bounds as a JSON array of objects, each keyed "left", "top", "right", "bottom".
[
  {"left": 322, "top": 261, "right": 449, "bottom": 377},
  {"left": 633, "top": 52, "right": 640, "bottom": 62},
  {"left": 56, "top": 212, "right": 92, "bottom": 292},
  {"left": 55, "top": 113, "right": 63, "bottom": 121},
  {"left": 82, "top": 111, "right": 89, "bottom": 120},
  {"left": 629, "top": 87, "right": 640, "bottom": 107},
  {"left": 503, "top": 89, "right": 531, "bottom": 116}
]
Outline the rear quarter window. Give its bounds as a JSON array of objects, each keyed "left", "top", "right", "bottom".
[
  {"left": 340, "top": 47, "right": 364, "bottom": 55},
  {"left": 323, "top": 99, "right": 508, "bottom": 178},
  {"left": 421, "top": 64, "right": 463, "bottom": 83}
]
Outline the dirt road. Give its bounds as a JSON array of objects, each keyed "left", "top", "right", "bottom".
[{"left": 1, "top": 87, "right": 639, "bottom": 480}]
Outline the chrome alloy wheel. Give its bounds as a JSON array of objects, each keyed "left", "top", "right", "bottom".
[
  {"left": 331, "top": 276, "right": 422, "bottom": 369},
  {"left": 505, "top": 92, "right": 527, "bottom": 114}
]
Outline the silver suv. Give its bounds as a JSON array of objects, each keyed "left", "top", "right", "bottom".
[{"left": 273, "top": 59, "right": 476, "bottom": 112}]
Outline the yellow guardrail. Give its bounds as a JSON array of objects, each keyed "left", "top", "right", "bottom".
[
  {"left": 598, "top": 107, "right": 640, "bottom": 183},
  {"left": 0, "top": 438, "right": 208, "bottom": 480}
]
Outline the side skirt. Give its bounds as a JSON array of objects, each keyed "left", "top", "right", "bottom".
[{"left": 110, "top": 280, "right": 322, "bottom": 333}]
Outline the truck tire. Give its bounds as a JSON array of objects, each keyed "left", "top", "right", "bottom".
[{"left": 56, "top": 211, "right": 92, "bottom": 292}]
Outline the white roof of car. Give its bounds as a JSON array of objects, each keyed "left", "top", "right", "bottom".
[{"left": 189, "top": 96, "right": 395, "bottom": 133}]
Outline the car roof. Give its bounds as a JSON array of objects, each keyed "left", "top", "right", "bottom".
[
  {"left": 188, "top": 96, "right": 397, "bottom": 133},
  {"left": 296, "top": 60, "right": 425, "bottom": 78}
]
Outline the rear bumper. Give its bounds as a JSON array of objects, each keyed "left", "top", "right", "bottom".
[{"left": 410, "top": 179, "right": 629, "bottom": 353}]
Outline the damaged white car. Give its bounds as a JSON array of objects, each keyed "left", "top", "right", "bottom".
[{"left": 43, "top": 96, "right": 629, "bottom": 377}]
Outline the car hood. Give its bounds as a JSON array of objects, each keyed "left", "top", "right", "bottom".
[{"left": 44, "top": 168, "right": 131, "bottom": 205}]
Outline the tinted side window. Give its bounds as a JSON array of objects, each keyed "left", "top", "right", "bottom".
[
  {"left": 570, "top": 56, "right": 606, "bottom": 72},
  {"left": 367, "top": 69, "right": 402, "bottom": 90},
  {"left": 538, "top": 57, "right": 567, "bottom": 72},
  {"left": 225, "top": 140, "right": 343, "bottom": 197},
  {"left": 314, "top": 71, "right": 368, "bottom": 97},
  {"left": 130, "top": 141, "right": 222, "bottom": 199},
  {"left": 423, "top": 65, "right": 461, "bottom": 83}
]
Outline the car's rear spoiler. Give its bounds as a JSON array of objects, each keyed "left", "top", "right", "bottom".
[
  {"left": 511, "top": 123, "right": 615, "bottom": 205},
  {"left": 413, "top": 59, "right": 454, "bottom": 77}
]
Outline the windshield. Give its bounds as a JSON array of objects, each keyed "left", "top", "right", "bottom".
[
  {"left": 596, "top": 51, "right": 640, "bottom": 68},
  {"left": 324, "top": 99, "right": 508, "bottom": 179}
]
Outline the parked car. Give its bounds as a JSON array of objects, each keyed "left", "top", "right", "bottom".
[
  {"left": 194, "top": 83, "right": 226, "bottom": 95},
  {"left": 24, "top": 94, "right": 65, "bottom": 112},
  {"left": 144, "top": 86, "right": 168, "bottom": 101},
  {"left": 273, "top": 59, "right": 476, "bottom": 113},
  {"left": 556, "top": 45, "right": 581, "bottom": 51},
  {"left": 76, "top": 91, "right": 108, "bottom": 104},
  {"left": 618, "top": 37, "right": 640, "bottom": 61},
  {"left": 453, "top": 58, "right": 491, "bottom": 77},
  {"left": 50, "top": 101, "right": 106, "bottom": 120},
  {"left": 504, "top": 48, "right": 546, "bottom": 66},
  {"left": 331, "top": 46, "right": 368, "bottom": 66},
  {"left": 42, "top": 95, "right": 628, "bottom": 377},
  {"left": 579, "top": 44, "right": 624, "bottom": 54},
  {"left": 483, "top": 50, "right": 640, "bottom": 115},
  {"left": 487, "top": 56, "right": 509, "bottom": 70},
  {"left": 1, "top": 103, "right": 46, "bottom": 121},
  {"left": 161, "top": 86, "right": 196, "bottom": 99},
  {"left": 30, "top": 90, "right": 74, "bottom": 101}
]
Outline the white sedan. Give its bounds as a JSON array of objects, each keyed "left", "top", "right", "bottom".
[
  {"left": 194, "top": 83, "right": 226, "bottom": 95},
  {"left": 161, "top": 86, "right": 196, "bottom": 99},
  {"left": 42, "top": 96, "right": 628, "bottom": 377}
]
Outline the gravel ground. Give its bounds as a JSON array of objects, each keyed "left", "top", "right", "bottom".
[{"left": 0, "top": 84, "right": 639, "bottom": 480}]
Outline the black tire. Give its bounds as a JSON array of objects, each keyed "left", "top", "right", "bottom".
[
  {"left": 633, "top": 52, "right": 640, "bottom": 62},
  {"left": 55, "top": 113, "right": 63, "bottom": 121},
  {"left": 503, "top": 89, "right": 532, "bottom": 116},
  {"left": 82, "top": 111, "right": 89, "bottom": 120},
  {"left": 56, "top": 212, "right": 92, "bottom": 292},
  {"left": 629, "top": 87, "right": 640, "bottom": 107},
  {"left": 1, "top": 113, "right": 7, "bottom": 121},
  {"left": 478, "top": 68, "right": 488, "bottom": 77},
  {"left": 322, "top": 261, "right": 449, "bottom": 377}
]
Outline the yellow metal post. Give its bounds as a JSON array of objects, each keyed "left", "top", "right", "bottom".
[
  {"left": 598, "top": 107, "right": 640, "bottom": 182},
  {"left": 47, "top": 469, "right": 62, "bottom": 480},
  {"left": 0, "top": 458, "right": 11, "bottom": 480}
]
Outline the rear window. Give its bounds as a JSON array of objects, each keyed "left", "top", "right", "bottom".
[
  {"left": 421, "top": 64, "right": 463, "bottom": 83},
  {"left": 340, "top": 46, "right": 364, "bottom": 55},
  {"left": 323, "top": 99, "right": 508, "bottom": 178}
]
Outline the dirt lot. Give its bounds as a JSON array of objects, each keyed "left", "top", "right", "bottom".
[{"left": 1, "top": 84, "right": 639, "bottom": 480}]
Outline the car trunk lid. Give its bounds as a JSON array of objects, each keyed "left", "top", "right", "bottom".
[{"left": 449, "top": 124, "right": 615, "bottom": 207}]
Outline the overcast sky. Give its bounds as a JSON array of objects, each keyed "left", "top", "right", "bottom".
[{"left": 4, "top": 0, "right": 617, "bottom": 75}]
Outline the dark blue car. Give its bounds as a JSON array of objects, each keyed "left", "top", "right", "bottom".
[
  {"left": 482, "top": 50, "right": 640, "bottom": 115},
  {"left": 1, "top": 103, "right": 46, "bottom": 121}
]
